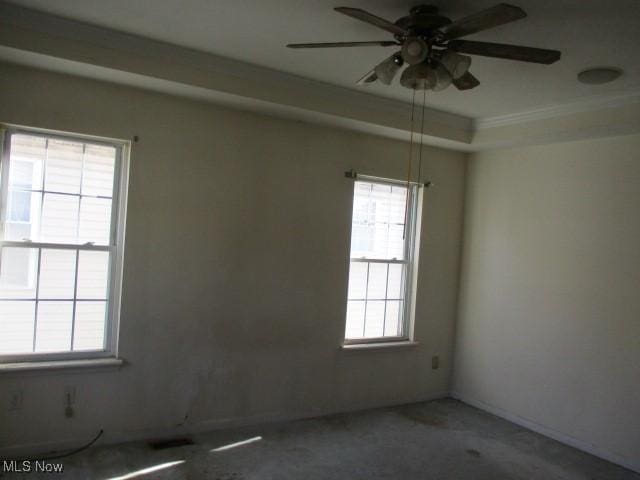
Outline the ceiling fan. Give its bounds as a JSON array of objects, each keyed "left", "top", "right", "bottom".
[{"left": 287, "top": 3, "right": 561, "bottom": 92}]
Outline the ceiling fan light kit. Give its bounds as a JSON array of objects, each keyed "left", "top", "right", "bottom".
[
  {"left": 433, "top": 63, "right": 453, "bottom": 91},
  {"left": 401, "top": 63, "right": 435, "bottom": 90},
  {"left": 402, "top": 37, "right": 430, "bottom": 65},
  {"left": 286, "top": 3, "right": 561, "bottom": 92},
  {"left": 440, "top": 51, "right": 472, "bottom": 80},
  {"left": 374, "top": 54, "right": 404, "bottom": 85}
]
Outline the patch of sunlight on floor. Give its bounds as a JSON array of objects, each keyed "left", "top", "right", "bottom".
[
  {"left": 105, "top": 460, "right": 185, "bottom": 480},
  {"left": 210, "top": 436, "right": 262, "bottom": 452}
]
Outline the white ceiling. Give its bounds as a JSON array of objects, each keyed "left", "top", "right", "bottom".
[{"left": 6, "top": 0, "right": 640, "bottom": 118}]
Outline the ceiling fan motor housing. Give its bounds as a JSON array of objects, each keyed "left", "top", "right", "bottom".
[
  {"left": 395, "top": 5, "right": 452, "bottom": 36},
  {"left": 397, "top": 6, "right": 453, "bottom": 68}
]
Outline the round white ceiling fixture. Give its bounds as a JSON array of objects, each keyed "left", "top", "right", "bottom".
[{"left": 577, "top": 67, "right": 623, "bottom": 85}]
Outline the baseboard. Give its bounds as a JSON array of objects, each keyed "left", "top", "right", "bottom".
[
  {"left": 451, "top": 391, "right": 640, "bottom": 474},
  {"left": 1, "top": 390, "right": 450, "bottom": 459}
]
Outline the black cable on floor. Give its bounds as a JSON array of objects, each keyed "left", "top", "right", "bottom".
[{"left": 18, "top": 429, "right": 104, "bottom": 461}]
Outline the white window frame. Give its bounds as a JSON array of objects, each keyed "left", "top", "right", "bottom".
[
  {"left": 0, "top": 126, "right": 129, "bottom": 364},
  {"left": 344, "top": 175, "right": 421, "bottom": 345}
]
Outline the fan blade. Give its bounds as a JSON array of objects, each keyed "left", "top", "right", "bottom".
[
  {"left": 287, "top": 41, "right": 398, "bottom": 48},
  {"left": 452, "top": 71, "right": 480, "bottom": 90},
  {"left": 437, "top": 3, "right": 526, "bottom": 40},
  {"left": 356, "top": 69, "right": 378, "bottom": 85},
  {"left": 334, "top": 7, "right": 409, "bottom": 36},
  {"left": 448, "top": 40, "right": 561, "bottom": 64}
]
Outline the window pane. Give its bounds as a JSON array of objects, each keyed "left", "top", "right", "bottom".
[
  {"left": 41, "top": 193, "right": 79, "bottom": 243},
  {"left": 0, "top": 247, "right": 38, "bottom": 299},
  {"left": 39, "top": 249, "right": 76, "bottom": 299},
  {"left": 387, "top": 264, "right": 404, "bottom": 299},
  {"left": 345, "top": 300, "right": 365, "bottom": 339},
  {"left": 78, "top": 197, "right": 112, "bottom": 245},
  {"left": 366, "top": 263, "right": 387, "bottom": 299},
  {"left": 350, "top": 224, "right": 374, "bottom": 257},
  {"left": 35, "top": 301, "right": 73, "bottom": 352},
  {"left": 4, "top": 191, "right": 42, "bottom": 242},
  {"left": 8, "top": 134, "right": 45, "bottom": 190},
  {"left": 73, "top": 301, "right": 106, "bottom": 351},
  {"left": 77, "top": 251, "right": 109, "bottom": 299},
  {"left": 389, "top": 186, "right": 406, "bottom": 223},
  {"left": 83, "top": 145, "right": 116, "bottom": 197},
  {"left": 8, "top": 190, "right": 33, "bottom": 222},
  {"left": 388, "top": 224, "right": 405, "bottom": 259},
  {"left": 371, "top": 183, "right": 391, "bottom": 226},
  {"left": 44, "top": 139, "right": 83, "bottom": 194},
  {"left": 347, "top": 262, "right": 367, "bottom": 300},
  {"left": 363, "top": 300, "right": 385, "bottom": 338},
  {"left": 0, "top": 300, "right": 35, "bottom": 354},
  {"left": 384, "top": 300, "right": 403, "bottom": 337}
]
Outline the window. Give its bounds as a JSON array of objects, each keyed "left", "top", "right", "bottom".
[
  {"left": 0, "top": 128, "right": 128, "bottom": 362},
  {"left": 344, "top": 177, "right": 420, "bottom": 344}
]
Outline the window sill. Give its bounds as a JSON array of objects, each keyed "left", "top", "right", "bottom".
[
  {"left": 341, "top": 341, "right": 419, "bottom": 351},
  {"left": 0, "top": 357, "right": 124, "bottom": 374}
]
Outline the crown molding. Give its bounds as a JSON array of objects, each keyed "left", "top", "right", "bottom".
[{"left": 474, "top": 90, "right": 640, "bottom": 130}]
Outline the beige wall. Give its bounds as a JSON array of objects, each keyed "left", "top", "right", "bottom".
[
  {"left": 0, "top": 62, "right": 467, "bottom": 454},
  {"left": 454, "top": 134, "right": 640, "bottom": 472},
  {"left": 2, "top": 57, "right": 638, "bottom": 473}
]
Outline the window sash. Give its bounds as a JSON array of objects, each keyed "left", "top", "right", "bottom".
[
  {"left": 350, "top": 258, "right": 407, "bottom": 264},
  {"left": 344, "top": 178, "right": 419, "bottom": 344},
  {"left": 0, "top": 127, "right": 127, "bottom": 363},
  {"left": 344, "top": 260, "right": 410, "bottom": 344},
  {"left": 1, "top": 240, "right": 111, "bottom": 251}
]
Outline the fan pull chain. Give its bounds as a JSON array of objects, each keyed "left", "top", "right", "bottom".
[
  {"left": 403, "top": 88, "right": 417, "bottom": 240},
  {"left": 417, "top": 88, "right": 427, "bottom": 185}
]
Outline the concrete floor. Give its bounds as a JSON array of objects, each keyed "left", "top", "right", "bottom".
[{"left": 9, "top": 399, "right": 639, "bottom": 480}]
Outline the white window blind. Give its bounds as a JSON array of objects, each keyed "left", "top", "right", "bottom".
[
  {"left": 0, "top": 129, "right": 127, "bottom": 362},
  {"left": 344, "top": 178, "right": 419, "bottom": 343}
]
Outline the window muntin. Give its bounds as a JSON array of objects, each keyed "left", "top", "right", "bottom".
[
  {"left": 0, "top": 129, "right": 126, "bottom": 360},
  {"left": 345, "top": 178, "right": 419, "bottom": 343}
]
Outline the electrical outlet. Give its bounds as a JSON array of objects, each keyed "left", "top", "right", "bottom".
[
  {"left": 431, "top": 355, "right": 440, "bottom": 370},
  {"left": 64, "top": 386, "right": 76, "bottom": 419},
  {"left": 64, "top": 386, "right": 76, "bottom": 406},
  {"left": 9, "top": 391, "right": 23, "bottom": 411}
]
